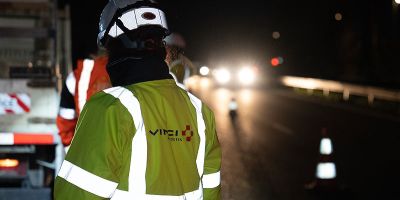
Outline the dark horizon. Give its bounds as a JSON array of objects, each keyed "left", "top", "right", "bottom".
[{"left": 62, "top": 0, "right": 400, "bottom": 88}]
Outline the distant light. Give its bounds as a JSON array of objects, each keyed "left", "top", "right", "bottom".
[
  {"left": 214, "top": 68, "right": 231, "bottom": 84},
  {"left": 200, "top": 77, "right": 211, "bottom": 88},
  {"left": 396, "top": 0, "right": 400, "bottom": 5},
  {"left": 28, "top": 62, "right": 33, "bottom": 68},
  {"left": 238, "top": 67, "right": 256, "bottom": 85},
  {"left": 199, "top": 66, "right": 210, "bottom": 76},
  {"left": 335, "top": 13, "right": 343, "bottom": 21},
  {"left": 281, "top": 76, "right": 318, "bottom": 90},
  {"left": 238, "top": 89, "right": 253, "bottom": 105},
  {"left": 0, "top": 159, "right": 19, "bottom": 168},
  {"left": 271, "top": 58, "right": 280, "bottom": 67},
  {"left": 272, "top": 31, "right": 281, "bottom": 39}
]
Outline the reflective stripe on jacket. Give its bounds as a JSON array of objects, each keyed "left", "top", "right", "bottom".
[
  {"left": 74, "top": 56, "right": 111, "bottom": 114},
  {"left": 169, "top": 55, "right": 195, "bottom": 85},
  {"left": 54, "top": 79, "right": 221, "bottom": 199}
]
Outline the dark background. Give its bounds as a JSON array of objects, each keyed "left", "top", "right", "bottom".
[{"left": 60, "top": 0, "right": 400, "bottom": 89}]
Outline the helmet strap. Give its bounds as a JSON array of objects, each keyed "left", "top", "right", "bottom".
[{"left": 115, "top": 19, "right": 147, "bottom": 49}]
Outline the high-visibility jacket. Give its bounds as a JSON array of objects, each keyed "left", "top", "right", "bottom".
[
  {"left": 54, "top": 79, "right": 221, "bottom": 199},
  {"left": 169, "top": 55, "right": 195, "bottom": 85},
  {"left": 56, "top": 56, "right": 111, "bottom": 146}
]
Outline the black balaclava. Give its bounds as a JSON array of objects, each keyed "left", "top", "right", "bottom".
[{"left": 105, "top": 29, "right": 173, "bottom": 87}]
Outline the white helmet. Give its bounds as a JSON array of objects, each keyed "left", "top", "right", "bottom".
[
  {"left": 98, "top": 0, "right": 169, "bottom": 48},
  {"left": 164, "top": 33, "right": 186, "bottom": 49}
]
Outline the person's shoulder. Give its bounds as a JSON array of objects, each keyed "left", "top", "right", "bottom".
[
  {"left": 84, "top": 87, "right": 126, "bottom": 112},
  {"left": 77, "top": 87, "right": 134, "bottom": 133},
  {"left": 184, "top": 92, "right": 213, "bottom": 116},
  {"left": 201, "top": 102, "right": 214, "bottom": 117},
  {"left": 182, "top": 90, "right": 212, "bottom": 112}
]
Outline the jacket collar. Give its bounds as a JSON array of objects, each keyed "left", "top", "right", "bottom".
[{"left": 106, "top": 55, "right": 172, "bottom": 87}]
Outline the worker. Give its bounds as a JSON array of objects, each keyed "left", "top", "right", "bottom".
[
  {"left": 164, "top": 32, "right": 195, "bottom": 89},
  {"left": 54, "top": 0, "right": 221, "bottom": 199},
  {"left": 56, "top": 53, "right": 111, "bottom": 152},
  {"left": 228, "top": 97, "right": 238, "bottom": 121}
]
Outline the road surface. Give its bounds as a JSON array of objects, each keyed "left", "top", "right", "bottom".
[{"left": 188, "top": 77, "right": 400, "bottom": 200}]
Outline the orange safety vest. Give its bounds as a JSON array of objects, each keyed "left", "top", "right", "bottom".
[{"left": 56, "top": 55, "right": 111, "bottom": 146}]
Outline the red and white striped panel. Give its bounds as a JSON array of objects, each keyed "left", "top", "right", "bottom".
[
  {"left": 0, "top": 133, "right": 54, "bottom": 145},
  {"left": 0, "top": 93, "right": 31, "bottom": 115}
]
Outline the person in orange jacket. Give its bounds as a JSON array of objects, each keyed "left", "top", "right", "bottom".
[{"left": 56, "top": 54, "right": 111, "bottom": 151}]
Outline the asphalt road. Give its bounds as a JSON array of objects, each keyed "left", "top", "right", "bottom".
[{"left": 188, "top": 77, "right": 400, "bottom": 200}]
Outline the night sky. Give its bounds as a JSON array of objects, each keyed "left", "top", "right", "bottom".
[{"left": 61, "top": 0, "right": 400, "bottom": 88}]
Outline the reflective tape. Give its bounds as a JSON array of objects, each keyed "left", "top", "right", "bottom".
[
  {"left": 78, "top": 59, "right": 95, "bottom": 113},
  {"left": 59, "top": 107, "right": 76, "bottom": 120},
  {"left": 112, "top": 188, "right": 202, "bottom": 200},
  {"left": 0, "top": 133, "right": 13, "bottom": 145},
  {"left": 108, "top": 8, "right": 168, "bottom": 38},
  {"left": 9, "top": 93, "right": 30, "bottom": 113},
  {"left": 320, "top": 138, "right": 333, "bottom": 155},
  {"left": 187, "top": 93, "right": 206, "bottom": 178},
  {"left": 0, "top": 133, "right": 54, "bottom": 145},
  {"left": 64, "top": 145, "right": 70, "bottom": 154},
  {"left": 66, "top": 72, "right": 76, "bottom": 95},
  {"left": 0, "top": 93, "right": 31, "bottom": 114},
  {"left": 202, "top": 171, "right": 221, "bottom": 188},
  {"left": 169, "top": 72, "right": 186, "bottom": 89},
  {"left": 135, "top": 8, "right": 166, "bottom": 28},
  {"left": 58, "top": 160, "right": 118, "bottom": 198},
  {"left": 104, "top": 86, "right": 207, "bottom": 199},
  {"left": 119, "top": 10, "right": 138, "bottom": 30},
  {"left": 14, "top": 133, "right": 53, "bottom": 144},
  {"left": 316, "top": 162, "right": 336, "bottom": 179},
  {"left": 183, "top": 67, "right": 191, "bottom": 82},
  {"left": 104, "top": 87, "right": 147, "bottom": 195}
]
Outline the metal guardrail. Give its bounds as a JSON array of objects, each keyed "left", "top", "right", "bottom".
[{"left": 281, "top": 76, "right": 400, "bottom": 104}]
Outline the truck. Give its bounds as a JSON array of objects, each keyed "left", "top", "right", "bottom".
[{"left": 0, "top": 0, "right": 71, "bottom": 199}]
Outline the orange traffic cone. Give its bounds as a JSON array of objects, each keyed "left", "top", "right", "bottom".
[{"left": 305, "top": 128, "right": 338, "bottom": 191}]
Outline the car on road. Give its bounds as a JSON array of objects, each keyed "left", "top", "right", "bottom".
[{"left": 199, "top": 65, "right": 262, "bottom": 88}]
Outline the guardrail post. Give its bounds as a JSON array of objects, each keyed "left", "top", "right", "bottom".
[
  {"left": 323, "top": 89, "right": 329, "bottom": 97},
  {"left": 343, "top": 90, "right": 350, "bottom": 101},
  {"left": 367, "top": 94, "right": 374, "bottom": 105}
]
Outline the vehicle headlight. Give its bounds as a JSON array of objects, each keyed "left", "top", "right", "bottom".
[
  {"left": 199, "top": 66, "right": 210, "bottom": 76},
  {"left": 213, "top": 68, "right": 231, "bottom": 84},
  {"left": 238, "top": 67, "right": 256, "bottom": 85}
]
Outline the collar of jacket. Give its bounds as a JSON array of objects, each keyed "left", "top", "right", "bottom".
[{"left": 106, "top": 55, "right": 173, "bottom": 87}]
